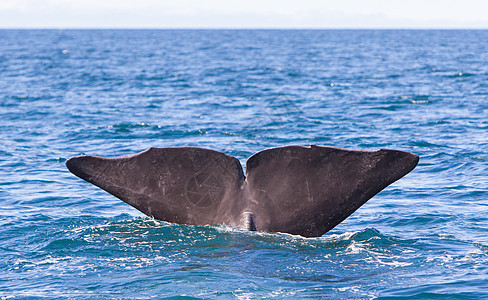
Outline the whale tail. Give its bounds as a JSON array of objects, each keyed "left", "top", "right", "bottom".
[{"left": 66, "top": 145, "right": 418, "bottom": 237}]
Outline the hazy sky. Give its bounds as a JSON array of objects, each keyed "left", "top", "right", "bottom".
[{"left": 1, "top": 0, "right": 488, "bottom": 29}]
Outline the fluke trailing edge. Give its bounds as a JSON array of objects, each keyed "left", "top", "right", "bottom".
[{"left": 66, "top": 145, "right": 419, "bottom": 237}]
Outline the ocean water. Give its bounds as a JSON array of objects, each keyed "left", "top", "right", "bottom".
[{"left": 1, "top": 29, "right": 487, "bottom": 299}]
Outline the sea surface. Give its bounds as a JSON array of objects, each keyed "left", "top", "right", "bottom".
[{"left": 1, "top": 29, "right": 488, "bottom": 299}]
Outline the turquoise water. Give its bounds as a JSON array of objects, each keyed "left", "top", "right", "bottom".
[{"left": 1, "top": 29, "right": 488, "bottom": 298}]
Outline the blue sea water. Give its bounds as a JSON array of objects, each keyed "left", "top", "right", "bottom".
[{"left": 0, "top": 29, "right": 488, "bottom": 298}]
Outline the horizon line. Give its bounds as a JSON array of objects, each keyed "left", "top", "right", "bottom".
[{"left": 2, "top": 27, "right": 488, "bottom": 30}]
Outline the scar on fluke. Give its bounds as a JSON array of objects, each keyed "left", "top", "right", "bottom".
[{"left": 66, "top": 145, "right": 419, "bottom": 237}]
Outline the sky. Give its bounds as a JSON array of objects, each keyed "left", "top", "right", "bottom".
[{"left": 1, "top": 0, "right": 488, "bottom": 29}]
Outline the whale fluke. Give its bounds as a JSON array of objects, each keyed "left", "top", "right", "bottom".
[{"left": 66, "top": 145, "right": 418, "bottom": 237}]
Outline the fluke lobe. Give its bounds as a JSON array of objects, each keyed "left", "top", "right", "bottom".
[{"left": 66, "top": 145, "right": 419, "bottom": 237}]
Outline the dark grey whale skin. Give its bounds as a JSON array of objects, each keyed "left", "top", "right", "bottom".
[{"left": 66, "top": 145, "right": 419, "bottom": 237}]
